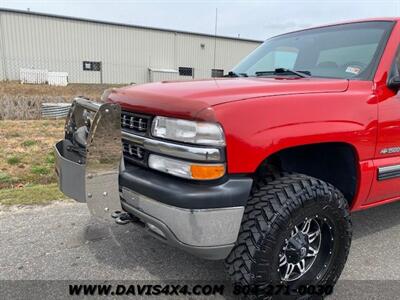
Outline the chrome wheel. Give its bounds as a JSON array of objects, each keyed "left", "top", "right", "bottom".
[{"left": 279, "top": 217, "right": 323, "bottom": 281}]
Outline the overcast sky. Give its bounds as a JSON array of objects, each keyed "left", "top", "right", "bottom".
[{"left": 0, "top": 0, "right": 399, "bottom": 40}]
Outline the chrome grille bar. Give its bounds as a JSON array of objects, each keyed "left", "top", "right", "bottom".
[{"left": 121, "top": 131, "right": 223, "bottom": 162}]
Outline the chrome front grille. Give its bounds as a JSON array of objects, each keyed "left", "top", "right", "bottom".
[
  {"left": 122, "top": 139, "right": 147, "bottom": 165},
  {"left": 120, "top": 110, "right": 223, "bottom": 168},
  {"left": 121, "top": 111, "right": 151, "bottom": 134}
]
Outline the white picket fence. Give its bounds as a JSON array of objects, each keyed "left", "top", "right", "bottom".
[
  {"left": 20, "top": 68, "right": 48, "bottom": 84},
  {"left": 20, "top": 68, "right": 68, "bottom": 86},
  {"left": 48, "top": 72, "right": 68, "bottom": 86}
]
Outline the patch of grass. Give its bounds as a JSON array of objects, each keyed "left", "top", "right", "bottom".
[
  {"left": 31, "top": 165, "right": 50, "bottom": 175},
  {"left": 21, "top": 140, "right": 37, "bottom": 147},
  {"left": 0, "top": 171, "right": 12, "bottom": 183},
  {"left": 0, "top": 184, "right": 66, "bottom": 205},
  {"left": 7, "top": 156, "right": 21, "bottom": 165},
  {"left": 45, "top": 152, "right": 55, "bottom": 164},
  {"left": 0, "top": 120, "right": 64, "bottom": 188}
]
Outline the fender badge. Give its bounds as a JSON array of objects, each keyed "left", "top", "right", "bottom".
[{"left": 381, "top": 147, "right": 400, "bottom": 154}]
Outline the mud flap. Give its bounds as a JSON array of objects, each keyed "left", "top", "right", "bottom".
[{"left": 55, "top": 98, "right": 122, "bottom": 221}]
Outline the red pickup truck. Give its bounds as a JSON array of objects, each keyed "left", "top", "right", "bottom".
[{"left": 55, "top": 19, "right": 400, "bottom": 297}]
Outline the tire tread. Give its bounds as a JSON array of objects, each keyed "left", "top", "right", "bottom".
[{"left": 225, "top": 172, "right": 352, "bottom": 289}]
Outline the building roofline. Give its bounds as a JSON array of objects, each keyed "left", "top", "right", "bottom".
[{"left": 0, "top": 7, "right": 263, "bottom": 43}]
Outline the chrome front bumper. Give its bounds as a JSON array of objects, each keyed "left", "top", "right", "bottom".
[
  {"left": 120, "top": 187, "right": 244, "bottom": 259},
  {"left": 55, "top": 98, "right": 246, "bottom": 259}
]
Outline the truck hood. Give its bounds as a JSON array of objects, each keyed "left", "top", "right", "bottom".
[{"left": 109, "top": 77, "right": 349, "bottom": 119}]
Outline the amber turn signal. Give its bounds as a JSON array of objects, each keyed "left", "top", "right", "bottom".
[
  {"left": 190, "top": 164, "right": 225, "bottom": 180},
  {"left": 148, "top": 154, "right": 225, "bottom": 180}
]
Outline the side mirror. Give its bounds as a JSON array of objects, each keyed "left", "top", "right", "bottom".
[{"left": 388, "top": 75, "right": 400, "bottom": 91}]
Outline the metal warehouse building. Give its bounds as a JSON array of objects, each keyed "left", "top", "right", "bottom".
[{"left": 0, "top": 8, "right": 261, "bottom": 84}]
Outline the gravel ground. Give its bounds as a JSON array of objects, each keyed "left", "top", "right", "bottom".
[{"left": 1, "top": 200, "right": 400, "bottom": 299}]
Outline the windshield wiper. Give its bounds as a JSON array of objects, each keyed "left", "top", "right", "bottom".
[
  {"left": 225, "top": 71, "right": 248, "bottom": 77},
  {"left": 255, "top": 68, "right": 311, "bottom": 78}
]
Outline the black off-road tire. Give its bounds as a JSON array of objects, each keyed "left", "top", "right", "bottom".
[{"left": 225, "top": 172, "right": 352, "bottom": 299}]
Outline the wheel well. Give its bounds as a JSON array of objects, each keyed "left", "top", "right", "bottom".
[{"left": 257, "top": 143, "right": 358, "bottom": 205}]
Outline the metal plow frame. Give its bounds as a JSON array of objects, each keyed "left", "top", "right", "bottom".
[{"left": 57, "top": 98, "right": 122, "bottom": 221}]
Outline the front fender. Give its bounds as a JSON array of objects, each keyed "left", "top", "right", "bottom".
[{"left": 210, "top": 89, "right": 376, "bottom": 174}]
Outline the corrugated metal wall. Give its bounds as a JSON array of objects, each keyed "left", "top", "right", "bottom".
[
  {"left": 0, "top": 12, "right": 5, "bottom": 81},
  {"left": 0, "top": 10, "right": 261, "bottom": 84}
]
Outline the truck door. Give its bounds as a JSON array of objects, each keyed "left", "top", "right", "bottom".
[{"left": 367, "top": 47, "right": 400, "bottom": 205}]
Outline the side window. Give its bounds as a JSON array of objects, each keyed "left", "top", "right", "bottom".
[
  {"left": 317, "top": 44, "right": 378, "bottom": 67},
  {"left": 389, "top": 46, "right": 400, "bottom": 78},
  {"left": 316, "top": 43, "right": 378, "bottom": 77},
  {"left": 247, "top": 47, "right": 298, "bottom": 74}
]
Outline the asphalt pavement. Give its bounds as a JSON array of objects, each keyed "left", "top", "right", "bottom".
[{"left": 1, "top": 200, "right": 400, "bottom": 299}]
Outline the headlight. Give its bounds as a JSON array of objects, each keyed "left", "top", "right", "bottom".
[
  {"left": 151, "top": 116, "right": 225, "bottom": 146},
  {"left": 148, "top": 154, "right": 225, "bottom": 180}
]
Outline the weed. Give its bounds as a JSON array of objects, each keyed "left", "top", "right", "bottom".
[
  {"left": 22, "top": 140, "right": 37, "bottom": 147},
  {"left": 7, "top": 156, "right": 21, "bottom": 165},
  {"left": 31, "top": 165, "right": 49, "bottom": 175},
  {"left": 0, "top": 172, "right": 11, "bottom": 183},
  {"left": 45, "top": 152, "right": 55, "bottom": 164}
]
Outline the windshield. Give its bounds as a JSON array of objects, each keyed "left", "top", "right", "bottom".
[{"left": 233, "top": 21, "right": 394, "bottom": 80}]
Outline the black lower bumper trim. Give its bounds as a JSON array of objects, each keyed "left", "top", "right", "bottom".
[{"left": 119, "top": 164, "right": 253, "bottom": 209}]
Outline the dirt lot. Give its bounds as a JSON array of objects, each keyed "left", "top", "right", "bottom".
[
  {"left": 0, "top": 120, "right": 64, "bottom": 188},
  {"left": 0, "top": 120, "right": 66, "bottom": 205}
]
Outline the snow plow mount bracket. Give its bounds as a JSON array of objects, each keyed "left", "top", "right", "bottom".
[{"left": 56, "top": 98, "right": 123, "bottom": 221}]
